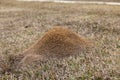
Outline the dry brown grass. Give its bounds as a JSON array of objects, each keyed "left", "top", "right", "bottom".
[{"left": 0, "top": 0, "right": 120, "bottom": 80}]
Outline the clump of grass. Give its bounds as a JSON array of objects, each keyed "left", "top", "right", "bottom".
[
  {"left": 0, "top": 51, "right": 22, "bottom": 74},
  {"left": 0, "top": 54, "right": 12, "bottom": 74}
]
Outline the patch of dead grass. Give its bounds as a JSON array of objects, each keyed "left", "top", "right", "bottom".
[{"left": 0, "top": 1, "right": 120, "bottom": 80}]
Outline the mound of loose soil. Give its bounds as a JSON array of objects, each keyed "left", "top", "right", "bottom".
[
  {"left": 1, "top": 26, "right": 94, "bottom": 72},
  {"left": 22, "top": 26, "right": 93, "bottom": 58},
  {"left": 14, "top": 26, "right": 93, "bottom": 64}
]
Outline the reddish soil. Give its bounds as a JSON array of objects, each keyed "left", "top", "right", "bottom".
[{"left": 21, "top": 26, "right": 93, "bottom": 59}]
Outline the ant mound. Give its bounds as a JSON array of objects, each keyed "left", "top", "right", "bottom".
[
  {"left": 22, "top": 27, "right": 93, "bottom": 58},
  {"left": 1, "top": 27, "right": 94, "bottom": 72}
]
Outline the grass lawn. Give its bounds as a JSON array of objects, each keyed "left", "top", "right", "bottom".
[{"left": 0, "top": 0, "right": 120, "bottom": 80}]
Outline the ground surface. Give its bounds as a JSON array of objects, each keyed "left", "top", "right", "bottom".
[
  {"left": 17, "top": 0, "right": 120, "bottom": 2},
  {"left": 69, "top": 0, "right": 120, "bottom": 2},
  {"left": 0, "top": 0, "right": 120, "bottom": 80}
]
